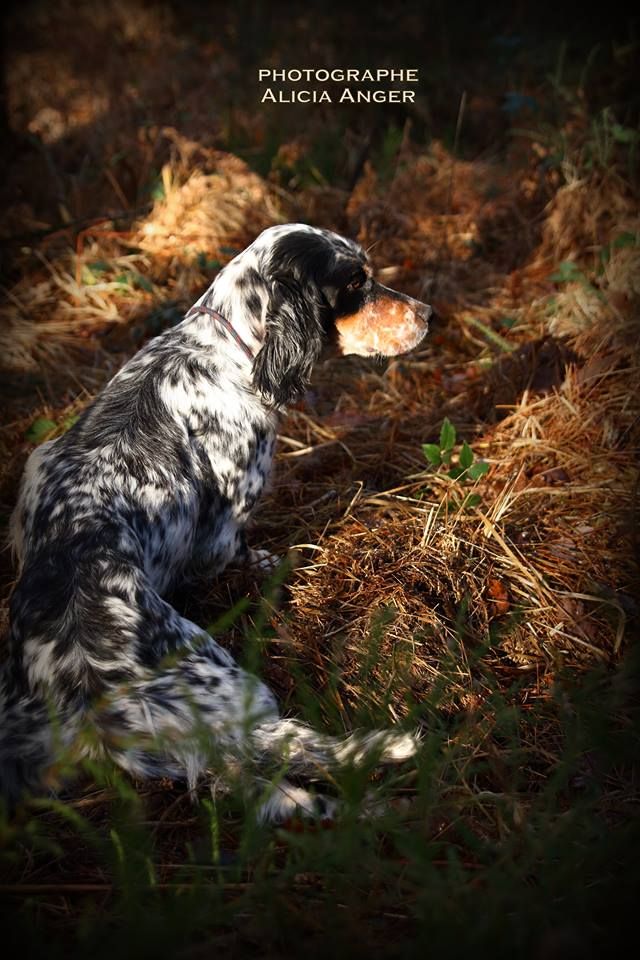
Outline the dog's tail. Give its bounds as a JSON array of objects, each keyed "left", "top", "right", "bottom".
[
  {"left": 245, "top": 719, "right": 419, "bottom": 822},
  {"left": 249, "top": 717, "right": 418, "bottom": 773},
  {"left": 90, "top": 640, "right": 418, "bottom": 822},
  {"left": 1, "top": 640, "right": 418, "bottom": 822}
]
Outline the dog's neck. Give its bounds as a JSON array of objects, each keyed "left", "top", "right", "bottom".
[
  {"left": 183, "top": 304, "right": 255, "bottom": 362},
  {"left": 185, "top": 247, "right": 269, "bottom": 362}
]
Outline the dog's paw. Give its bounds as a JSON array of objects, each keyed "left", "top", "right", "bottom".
[{"left": 247, "top": 548, "right": 281, "bottom": 573}]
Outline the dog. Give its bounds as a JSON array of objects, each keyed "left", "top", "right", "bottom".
[{"left": 1, "top": 224, "right": 431, "bottom": 821}]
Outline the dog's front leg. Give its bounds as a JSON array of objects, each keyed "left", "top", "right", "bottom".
[
  {"left": 234, "top": 529, "right": 281, "bottom": 574},
  {"left": 246, "top": 547, "right": 281, "bottom": 574},
  {"left": 184, "top": 512, "right": 247, "bottom": 582},
  {"left": 188, "top": 519, "right": 280, "bottom": 583}
]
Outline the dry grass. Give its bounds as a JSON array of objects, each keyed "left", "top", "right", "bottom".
[{"left": 1, "top": 80, "right": 637, "bottom": 728}]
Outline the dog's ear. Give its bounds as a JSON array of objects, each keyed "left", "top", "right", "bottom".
[{"left": 252, "top": 277, "right": 327, "bottom": 406}]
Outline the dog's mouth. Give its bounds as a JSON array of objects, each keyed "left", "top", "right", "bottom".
[{"left": 334, "top": 284, "right": 431, "bottom": 358}]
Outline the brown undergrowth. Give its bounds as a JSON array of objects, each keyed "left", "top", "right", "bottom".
[{"left": 1, "top": 121, "right": 638, "bottom": 734}]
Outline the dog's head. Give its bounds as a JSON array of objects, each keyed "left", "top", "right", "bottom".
[{"left": 248, "top": 224, "right": 431, "bottom": 406}]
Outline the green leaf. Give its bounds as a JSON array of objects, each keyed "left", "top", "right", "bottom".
[
  {"left": 611, "top": 123, "right": 639, "bottom": 144},
  {"left": 549, "top": 260, "right": 585, "bottom": 284},
  {"left": 132, "top": 273, "right": 154, "bottom": 293},
  {"left": 422, "top": 443, "right": 442, "bottom": 466},
  {"left": 87, "top": 259, "right": 111, "bottom": 274},
  {"left": 150, "top": 176, "right": 165, "bottom": 201},
  {"left": 598, "top": 233, "right": 637, "bottom": 269},
  {"left": 62, "top": 414, "right": 79, "bottom": 432},
  {"left": 462, "top": 493, "right": 482, "bottom": 509},
  {"left": 612, "top": 232, "right": 638, "bottom": 250},
  {"left": 439, "top": 418, "right": 456, "bottom": 452},
  {"left": 25, "top": 417, "right": 56, "bottom": 444},
  {"left": 604, "top": 233, "right": 638, "bottom": 262},
  {"left": 448, "top": 466, "right": 464, "bottom": 480},
  {"left": 82, "top": 260, "right": 112, "bottom": 285},
  {"left": 196, "top": 252, "right": 222, "bottom": 271},
  {"left": 459, "top": 441, "right": 474, "bottom": 469},
  {"left": 468, "top": 461, "right": 490, "bottom": 480},
  {"left": 499, "top": 315, "right": 517, "bottom": 329},
  {"left": 438, "top": 496, "right": 459, "bottom": 516}
]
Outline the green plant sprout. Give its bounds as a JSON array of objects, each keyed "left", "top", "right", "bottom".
[
  {"left": 422, "top": 417, "right": 489, "bottom": 511},
  {"left": 25, "top": 414, "right": 80, "bottom": 444}
]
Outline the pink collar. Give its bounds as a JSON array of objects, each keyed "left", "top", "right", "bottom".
[{"left": 184, "top": 303, "right": 256, "bottom": 362}]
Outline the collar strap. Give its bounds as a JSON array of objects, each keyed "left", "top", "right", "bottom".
[{"left": 184, "top": 304, "right": 256, "bottom": 362}]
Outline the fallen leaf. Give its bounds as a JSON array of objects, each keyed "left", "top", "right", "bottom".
[{"left": 487, "top": 578, "right": 510, "bottom": 616}]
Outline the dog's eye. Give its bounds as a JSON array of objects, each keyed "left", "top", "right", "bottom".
[{"left": 347, "top": 271, "right": 366, "bottom": 291}]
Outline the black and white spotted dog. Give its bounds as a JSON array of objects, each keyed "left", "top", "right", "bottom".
[{"left": 1, "top": 224, "right": 431, "bottom": 820}]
